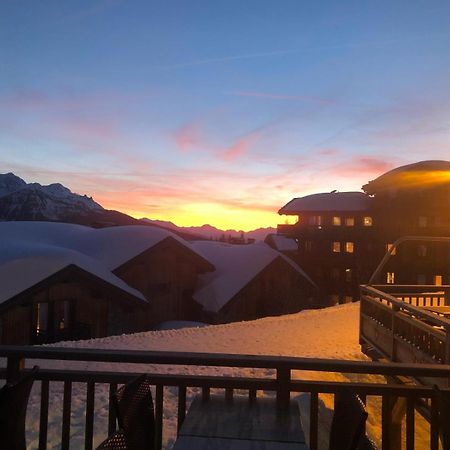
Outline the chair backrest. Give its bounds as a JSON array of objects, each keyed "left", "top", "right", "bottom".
[
  {"left": 96, "top": 430, "right": 129, "bottom": 450},
  {"left": 113, "top": 374, "right": 155, "bottom": 450},
  {"left": 0, "top": 366, "right": 38, "bottom": 450},
  {"left": 329, "top": 389, "right": 368, "bottom": 450},
  {"left": 357, "top": 435, "right": 378, "bottom": 450}
]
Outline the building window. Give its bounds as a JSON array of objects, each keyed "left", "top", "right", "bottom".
[
  {"left": 35, "top": 302, "right": 49, "bottom": 335},
  {"left": 418, "top": 244, "right": 427, "bottom": 257},
  {"left": 387, "top": 272, "right": 395, "bottom": 284},
  {"left": 345, "top": 217, "right": 355, "bottom": 226},
  {"left": 345, "top": 242, "right": 354, "bottom": 253},
  {"left": 345, "top": 268, "right": 352, "bottom": 282},
  {"left": 304, "top": 241, "right": 313, "bottom": 252},
  {"left": 417, "top": 274, "right": 426, "bottom": 285},
  {"left": 332, "top": 216, "right": 341, "bottom": 226},
  {"left": 54, "top": 300, "right": 71, "bottom": 330},
  {"left": 386, "top": 243, "right": 397, "bottom": 255},
  {"left": 332, "top": 242, "right": 341, "bottom": 253},
  {"left": 363, "top": 216, "right": 373, "bottom": 226},
  {"left": 309, "top": 215, "right": 322, "bottom": 226},
  {"left": 434, "top": 275, "right": 443, "bottom": 286},
  {"left": 418, "top": 216, "right": 428, "bottom": 227}
]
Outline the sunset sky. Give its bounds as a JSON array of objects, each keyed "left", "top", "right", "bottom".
[{"left": 1, "top": 1, "right": 450, "bottom": 230}]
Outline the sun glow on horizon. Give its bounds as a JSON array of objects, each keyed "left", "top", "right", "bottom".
[{"left": 120, "top": 202, "right": 281, "bottom": 231}]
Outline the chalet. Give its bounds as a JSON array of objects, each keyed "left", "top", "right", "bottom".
[
  {"left": 276, "top": 160, "right": 450, "bottom": 303},
  {"left": 0, "top": 240, "right": 147, "bottom": 345},
  {"left": 362, "top": 160, "right": 450, "bottom": 286},
  {"left": 0, "top": 222, "right": 214, "bottom": 344},
  {"left": 277, "top": 191, "right": 375, "bottom": 304},
  {"left": 191, "top": 241, "right": 317, "bottom": 323}
]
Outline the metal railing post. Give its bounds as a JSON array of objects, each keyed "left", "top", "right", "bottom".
[
  {"left": 276, "top": 367, "right": 290, "bottom": 413},
  {"left": 6, "top": 355, "right": 24, "bottom": 382}
]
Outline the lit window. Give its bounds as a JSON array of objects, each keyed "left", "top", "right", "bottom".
[
  {"left": 434, "top": 275, "right": 442, "bottom": 286},
  {"left": 345, "top": 217, "right": 355, "bottom": 226},
  {"left": 386, "top": 243, "right": 396, "bottom": 256},
  {"left": 418, "top": 216, "right": 427, "bottom": 227},
  {"left": 345, "top": 242, "right": 354, "bottom": 253},
  {"left": 332, "top": 216, "right": 341, "bottom": 226},
  {"left": 387, "top": 272, "right": 395, "bottom": 284},
  {"left": 418, "top": 244, "right": 427, "bottom": 257},
  {"left": 35, "top": 303, "right": 48, "bottom": 334},
  {"left": 363, "top": 216, "right": 373, "bottom": 226},
  {"left": 345, "top": 268, "right": 352, "bottom": 282},
  {"left": 332, "top": 242, "right": 341, "bottom": 253}
]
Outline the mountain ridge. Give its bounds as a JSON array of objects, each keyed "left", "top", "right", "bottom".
[{"left": 0, "top": 173, "right": 275, "bottom": 240}]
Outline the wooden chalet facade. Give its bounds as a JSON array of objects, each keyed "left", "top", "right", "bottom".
[
  {"left": 0, "top": 264, "right": 147, "bottom": 345},
  {"left": 213, "top": 256, "right": 318, "bottom": 323},
  {"left": 276, "top": 160, "right": 450, "bottom": 304},
  {"left": 192, "top": 241, "right": 318, "bottom": 323},
  {"left": 113, "top": 237, "right": 214, "bottom": 326},
  {"left": 0, "top": 223, "right": 214, "bottom": 345},
  {"left": 277, "top": 192, "right": 376, "bottom": 304}
]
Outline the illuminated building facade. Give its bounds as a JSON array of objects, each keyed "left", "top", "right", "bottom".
[{"left": 275, "top": 160, "right": 450, "bottom": 304}]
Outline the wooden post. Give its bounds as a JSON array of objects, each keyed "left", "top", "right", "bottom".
[
  {"left": 276, "top": 367, "right": 290, "bottom": 413},
  {"left": 6, "top": 355, "right": 24, "bottom": 383},
  {"left": 382, "top": 395, "right": 406, "bottom": 450},
  {"left": 445, "top": 326, "right": 450, "bottom": 387},
  {"left": 391, "top": 304, "right": 399, "bottom": 361}
]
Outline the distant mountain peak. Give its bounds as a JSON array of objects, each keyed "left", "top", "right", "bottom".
[{"left": 140, "top": 218, "right": 276, "bottom": 241}]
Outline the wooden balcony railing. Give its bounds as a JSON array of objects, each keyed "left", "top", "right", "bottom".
[
  {"left": 360, "top": 285, "right": 450, "bottom": 371},
  {"left": 1, "top": 346, "right": 450, "bottom": 450}
]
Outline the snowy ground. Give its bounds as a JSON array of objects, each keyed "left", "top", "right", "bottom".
[{"left": 23, "top": 303, "right": 431, "bottom": 449}]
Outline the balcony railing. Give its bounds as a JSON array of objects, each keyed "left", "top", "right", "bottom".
[
  {"left": 1, "top": 346, "right": 450, "bottom": 450},
  {"left": 360, "top": 284, "right": 450, "bottom": 370}
]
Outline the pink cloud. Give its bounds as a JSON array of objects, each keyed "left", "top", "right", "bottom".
[
  {"left": 222, "top": 132, "right": 260, "bottom": 161},
  {"left": 323, "top": 156, "right": 397, "bottom": 181},
  {"left": 174, "top": 121, "right": 203, "bottom": 152}
]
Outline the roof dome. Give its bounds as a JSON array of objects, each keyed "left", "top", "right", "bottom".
[{"left": 363, "top": 160, "right": 450, "bottom": 194}]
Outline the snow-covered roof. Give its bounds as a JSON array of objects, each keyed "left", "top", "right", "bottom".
[
  {"left": 363, "top": 160, "right": 450, "bottom": 194},
  {"left": 278, "top": 192, "right": 371, "bottom": 214},
  {"left": 266, "top": 234, "right": 298, "bottom": 252},
  {"left": 191, "top": 241, "right": 315, "bottom": 313},
  {"left": 0, "top": 221, "right": 211, "bottom": 306},
  {"left": 0, "top": 222, "right": 207, "bottom": 270},
  {"left": 0, "top": 239, "right": 146, "bottom": 306}
]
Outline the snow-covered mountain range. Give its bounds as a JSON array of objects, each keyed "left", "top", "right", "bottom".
[
  {"left": 0, "top": 172, "right": 143, "bottom": 228},
  {"left": 141, "top": 218, "right": 275, "bottom": 241},
  {"left": 0, "top": 173, "right": 275, "bottom": 240}
]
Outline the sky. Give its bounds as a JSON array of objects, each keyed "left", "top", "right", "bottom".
[{"left": 1, "top": 1, "right": 450, "bottom": 230}]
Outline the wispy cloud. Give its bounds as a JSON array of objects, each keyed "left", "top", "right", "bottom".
[
  {"left": 230, "top": 91, "right": 336, "bottom": 105},
  {"left": 155, "top": 49, "right": 298, "bottom": 70},
  {"left": 222, "top": 132, "right": 261, "bottom": 161},
  {"left": 174, "top": 121, "right": 203, "bottom": 152}
]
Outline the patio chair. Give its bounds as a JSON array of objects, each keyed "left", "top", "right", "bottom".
[
  {"left": 0, "top": 366, "right": 38, "bottom": 450},
  {"left": 357, "top": 435, "right": 378, "bottom": 450},
  {"left": 96, "top": 374, "right": 155, "bottom": 450},
  {"left": 329, "top": 389, "right": 368, "bottom": 450}
]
